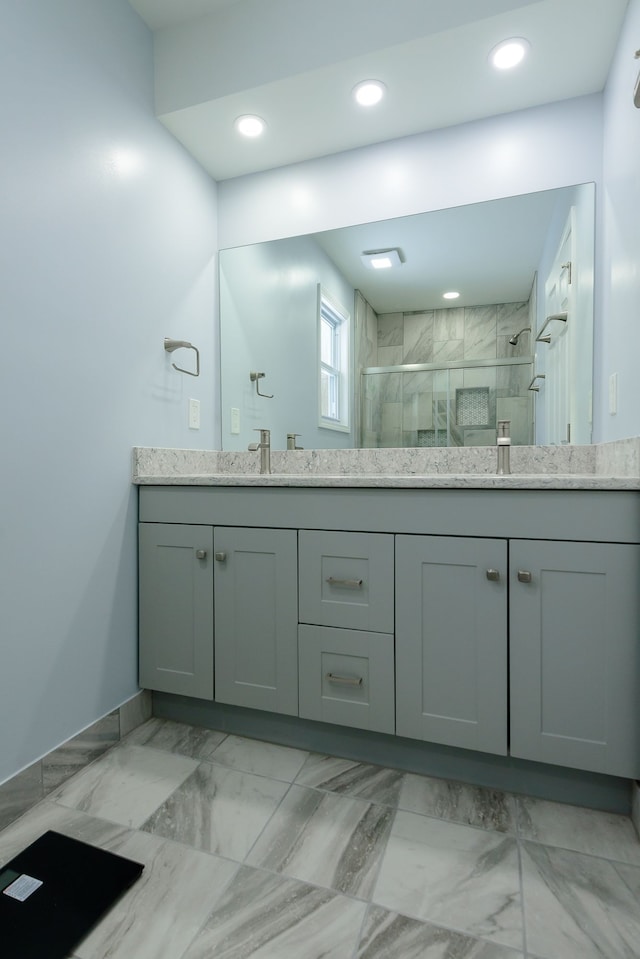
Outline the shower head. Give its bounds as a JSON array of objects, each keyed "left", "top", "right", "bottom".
[{"left": 508, "top": 327, "right": 531, "bottom": 346}]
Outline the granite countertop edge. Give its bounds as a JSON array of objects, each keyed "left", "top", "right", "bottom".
[{"left": 133, "top": 473, "right": 640, "bottom": 491}]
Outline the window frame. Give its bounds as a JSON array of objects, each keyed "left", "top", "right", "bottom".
[{"left": 317, "top": 286, "right": 351, "bottom": 433}]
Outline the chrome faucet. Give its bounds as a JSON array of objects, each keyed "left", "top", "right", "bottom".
[
  {"left": 496, "top": 420, "right": 511, "bottom": 475},
  {"left": 248, "top": 428, "right": 271, "bottom": 474}
]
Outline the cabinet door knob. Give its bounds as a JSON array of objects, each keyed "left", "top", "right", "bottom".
[
  {"left": 517, "top": 570, "right": 532, "bottom": 583},
  {"left": 195, "top": 549, "right": 207, "bottom": 560},
  {"left": 215, "top": 551, "right": 227, "bottom": 562},
  {"left": 486, "top": 569, "right": 500, "bottom": 582}
]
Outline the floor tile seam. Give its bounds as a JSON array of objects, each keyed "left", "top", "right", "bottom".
[
  {"left": 121, "top": 739, "right": 306, "bottom": 785},
  {"left": 380, "top": 904, "right": 528, "bottom": 959},
  {"left": 135, "top": 817, "right": 255, "bottom": 870},
  {"left": 516, "top": 833, "right": 530, "bottom": 958},
  {"left": 395, "top": 802, "right": 517, "bottom": 840},
  {"left": 238, "top": 856, "right": 375, "bottom": 906},
  {"left": 0, "top": 795, "right": 136, "bottom": 854},
  {"left": 190, "top": 753, "right": 307, "bottom": 786},
  {"left": 48, "top": 796, "right": 153, "bottom": 833},
  {"left": 367, "top": 890, "right": 526, "bottom": 955},
  {"left": 516, "top": 833, "right": 640, "bottom": 868},
  {"left": 238, "top": 782, "right": 397, "bottom": 906},
  {"left": 238, "top": 775, "right": 298, "bottom": 867},
  {"left": 610, "top": 858, "right": 640, "bottom": 897},
  {"left": 164, "top": 853, "right": 244, "bottom": 959},
  {"left": 285, "top": 781, "right": 517, "bottom": 839}
]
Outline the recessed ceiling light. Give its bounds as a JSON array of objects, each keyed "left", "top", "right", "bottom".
[
  {"left": 361, "top": 248, "right": 402, "bottom": 269},
  {"left": 353, "top": 80, "right": 386, "bottom": 107},
  {"left": 443, "top": 291, "right": 460, "bottom": 300},
  {"left": 235, "top": 115, "right": 266, "bottom": 137},
  {"left": 490, "top": 38, "right": 530, "bottom": 70}
]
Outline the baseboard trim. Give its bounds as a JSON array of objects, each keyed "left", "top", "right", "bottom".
[
  {"left": 0, "top": 690, "right": 152, "bottom": 833},
  {"left": 152, "top": 693, "right": 632, "bottom": 815}
]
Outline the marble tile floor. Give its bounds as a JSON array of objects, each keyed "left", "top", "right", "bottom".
[{"left": 2, "top": 718, "right": 640, "bottom": 959}]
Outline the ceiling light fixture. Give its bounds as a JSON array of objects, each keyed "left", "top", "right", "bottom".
[
  {"left": 361, "top": 248, "right": 402, "bottom": 270},
  {"left": 353, "top": 80, "right": 386, "bottom": 107},
  {"left": 490, "top": 38, "right": 530, "bottom": 70},
  {"left": 443, "top": 291, "right": 460, "bottom": 300},
  {"left": 235, "top": 114, "right": 266, "bottom": 137}
]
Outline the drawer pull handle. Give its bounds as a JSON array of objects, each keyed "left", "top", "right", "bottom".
[
  {"left": 517, "top": 570, "right": 532, "bottom": 583},
  {"left": 486, "top": 568, "right": 500, "bottom": 582},
  {"left": 215, "top": 552, "right": 227, "bottom": 562},
  {"left": 326, "top": 577, "right": 363, "bottom": 589},
  {"left": 326, "top": 673, "right": 363, "bottom": 687},
  {"left": 195, "top": 549, "right": 208, "bottom": 560}
]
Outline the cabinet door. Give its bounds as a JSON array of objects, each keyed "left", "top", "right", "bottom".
[
  {"left": 214, "top": 527, "right": 298, "bottom": 715},
  {"left": 139, "top": 523, "right": 214, "bottom": 699},
  {"left": 396, "top": 535, "right": 507, "bottom": 754},
  {"left": 510, "top": 540, "right": 640, "bottom": 778}
]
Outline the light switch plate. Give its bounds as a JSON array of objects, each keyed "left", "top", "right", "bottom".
[
  {"left": 189, "top": 398, "right": 200, "bottom": 429},
  {"left": 608, "top": 373, "right": 618, "bottom": 415}
]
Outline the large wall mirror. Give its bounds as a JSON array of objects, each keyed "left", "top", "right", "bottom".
[{"left": 219, "top": 183, "right": 594, "bottom": 452}]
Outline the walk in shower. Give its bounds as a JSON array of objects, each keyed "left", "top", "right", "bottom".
[{"left": 360, "top": 357, "right": 534, "bottom": 448}]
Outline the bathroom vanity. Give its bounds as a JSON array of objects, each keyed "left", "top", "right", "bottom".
[{"left": 136, "top": 443, "right": 640, "bottom": 797}]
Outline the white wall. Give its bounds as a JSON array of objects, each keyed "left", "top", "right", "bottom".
[
  {"left": 598, "top": 0, "right": 640, "bottom": 441},
  {"left": 220, "top": 235, "right": 355, "bottom": 450},
  {"left": 0, "top": 0, "right": 218, "bottom": 784},
  {"left": 218, "top": 95, "right": 602, "bottom": 249},
  {"left": 533, "top": 183, "right": 595, "bottom": 445}
]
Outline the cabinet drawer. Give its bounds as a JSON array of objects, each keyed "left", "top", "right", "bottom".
[
  {"left": 298, "top": 530, "right": 394, "bottom": 632},
  {"left": 298, "top": 625, "right": 394, "bottom": 734}
]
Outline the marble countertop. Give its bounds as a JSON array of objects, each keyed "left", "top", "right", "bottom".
[
  {"left": 134, "top": 473, "right": 639, "bottom": 489},
  {"left": 132, "top": 439, "right": 640, "bottom": 491}
]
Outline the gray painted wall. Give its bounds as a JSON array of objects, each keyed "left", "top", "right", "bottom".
[
  {"left": 219, "top": 234, "right": 355, "bottom": 450},
  {"left": 0, "top": 0, "right": 219, "bottom": 784},
  {"left": 600, "top": 0, "right": 640, "bottom": 442}
]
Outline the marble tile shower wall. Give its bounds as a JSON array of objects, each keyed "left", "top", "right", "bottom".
[{"left": 365, "top": 302, "right": 533, "bottom": 448}]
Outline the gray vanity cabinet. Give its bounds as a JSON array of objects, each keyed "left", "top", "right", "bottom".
[
  {"left": 138, "top": 485, "right": 640, "bottom": 784},
  {"left": 213, "top": 526, "right": 298, "bottom": 715},
  {"left": 138, "top": 523, "right": 214, "bottom": 699},
  {"left": 395, "top": 535, "right": 508, "bottom": 755},
  {"left": 509, "top": 539, "right": 640, "bottom": 779}
]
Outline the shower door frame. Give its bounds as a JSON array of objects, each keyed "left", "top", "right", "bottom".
[{"left": 360, "top": 356, "right": 534, "bottom": 449}]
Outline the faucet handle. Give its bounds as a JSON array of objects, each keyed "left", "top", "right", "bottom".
[{"left": 248, "top": 442, "right": 259, "bottom": 451}]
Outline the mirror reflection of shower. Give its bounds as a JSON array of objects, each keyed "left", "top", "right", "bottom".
[
  {"left": 361, "top": 358, "right": 534, "bottom": 449},
  {"left": 508, "top": 327, "right": 531, "bottom": 345}
]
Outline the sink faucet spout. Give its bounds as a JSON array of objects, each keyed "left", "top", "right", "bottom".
[{"left": 248, "top": 428, "right": 271, "bottom": 474}]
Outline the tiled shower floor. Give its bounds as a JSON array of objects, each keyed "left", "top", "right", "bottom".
[{"left": 2, "top": 718, "right": 640, "bottom": 958}]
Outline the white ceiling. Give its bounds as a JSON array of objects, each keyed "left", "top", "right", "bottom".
[
  {"left": 313, "top": 188, "right": 569, "bottom": 313},
  {"left": 129, "top": 0, "right": 629, "bottom": 182}
]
